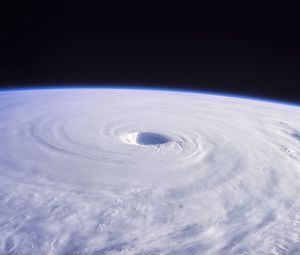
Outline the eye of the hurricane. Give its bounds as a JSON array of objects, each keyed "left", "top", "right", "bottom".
[
  {"left": 136, "top": 132, "right": 170, "bottom": 145},
  {"left": 121, "top": 132, "right": 170, "bottom": 146}
]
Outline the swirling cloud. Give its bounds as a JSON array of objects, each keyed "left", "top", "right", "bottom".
[{"left": 0, "top": 89, "right": 300, "bottom": 254}]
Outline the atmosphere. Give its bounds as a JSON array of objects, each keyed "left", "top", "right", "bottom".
[{"left": 1, "top": 5, "right": 300, "bottom": 102}]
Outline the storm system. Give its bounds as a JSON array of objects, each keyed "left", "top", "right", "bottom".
[{"left": 1, "top": 89, "right": 300, "bottom": 254}]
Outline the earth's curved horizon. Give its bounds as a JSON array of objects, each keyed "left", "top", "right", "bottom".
[
  {"left": 0, "top": 88, "right": 300, "bottom": 254},
  {"left": 2, "top": 86, "right": 299, "bottom": 108}
]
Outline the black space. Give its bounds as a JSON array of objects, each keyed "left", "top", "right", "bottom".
[{"left": 1, "top": 4, "right": 300, "bottom": 103}]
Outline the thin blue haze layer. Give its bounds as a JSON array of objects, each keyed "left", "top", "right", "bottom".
[{"left": 0, "top": 85, "right": 299, "bottom": 108}]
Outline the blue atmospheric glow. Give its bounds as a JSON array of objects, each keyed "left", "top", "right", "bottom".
[{"left": 0, "top": 84, "right": 299, "bottom": 108}]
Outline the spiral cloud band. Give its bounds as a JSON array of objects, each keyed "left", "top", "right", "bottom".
[{"left": 1, "top": 89, "right": 300, "bottom": 254}]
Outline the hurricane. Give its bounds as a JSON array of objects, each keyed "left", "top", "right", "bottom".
[{"left": 1, "top": 88, "right": 300, "bottom": 254}]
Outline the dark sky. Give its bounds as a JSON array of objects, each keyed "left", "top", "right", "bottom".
[{"left": 1, "top": 4, "right": 300, "bottom": 103}]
